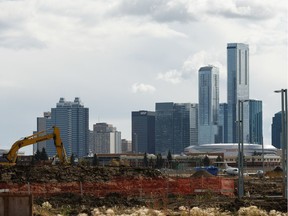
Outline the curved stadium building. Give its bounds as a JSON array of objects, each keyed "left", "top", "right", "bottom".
[{"left": 184, "top": 143, "right": 278, "bottom": 157}]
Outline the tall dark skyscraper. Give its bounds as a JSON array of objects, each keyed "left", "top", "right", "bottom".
[
  {"left": 155, "top": 102, "right": 192, "bottom": 155},
  {"left": 131, "top": 110, "right": 155, "bottom": 154},
  {"left": 43, "top": 97, "right": 89, "bottom": 158},
  {"left": 272, "top": 111, "right": 282, "bottom": 149},
  {"left": 227, "top": 43, "right": 249, "bottom": 143}
]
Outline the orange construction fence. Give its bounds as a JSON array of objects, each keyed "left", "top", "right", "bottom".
[{"left": 0, "top": 177, "right": 235, "bottom": 197}]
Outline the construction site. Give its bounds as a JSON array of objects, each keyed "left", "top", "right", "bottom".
[
  {"left": 0, "top": 162, "right": 287, "bottom": 215},
  {"left": 0, "top": 126, "right": 287, "bottom": 215}
]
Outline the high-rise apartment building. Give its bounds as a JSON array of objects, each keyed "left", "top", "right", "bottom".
[
  {"left": 155, "top": 102, "right": 192, "bottom": 155},
  {"left": 272, "top": 111, "right": 282, "bottom": 149},
  {"left": 131, "top": 111, "right": 155, "bottom": 154},
  {"left": 44, "top": 97, "right": 89, "bottom": 158},
  {"left": 227, "top": 43, "right": 249, "bottom": 143},
  {"left": 198, "top": 66, "right": 219, "bottom": 144},
  {"left": 92, "top": 123, "right": 121, "bottom": 154},
  {"left": 248, "top": 100, "right": 263, "bottom": 144}
]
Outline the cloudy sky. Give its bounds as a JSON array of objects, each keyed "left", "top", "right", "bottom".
[{"left": 0, "top": 0, "right": 287, "bottom": 154}]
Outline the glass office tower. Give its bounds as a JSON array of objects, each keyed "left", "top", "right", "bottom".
[
  {"left": 227, "top": 43, "right": 249, "bottom": 143},
  {"left": 155, "top": 102, "right": 192, "bottom": 155},
  {"left": 272, "top": 111, "right": 282, "bottom": 149},
  {"left": 155, "top": 103, "right": 174, "bottom": 155},
  {"left": 131, "top": 111, "right": 155, "bottom": 154},
  {"left": 198, "top": 66, "right": 219, "bottom": 144},
  {"left": 248, "top": 100, "right": 263, "bottom": 144},
  {"left": 46, "top": 97, "right": 89, "bottom": 158}
]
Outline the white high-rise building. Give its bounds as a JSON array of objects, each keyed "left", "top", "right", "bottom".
[
  {"left": 92, "top": 123, "right": 121, "bottom": 154},
  {"left": 198, "top": 65, "right": 219, "bottom": 144},
  {"left": 227, "top": 43, "right": 249, "bottom": 143}
]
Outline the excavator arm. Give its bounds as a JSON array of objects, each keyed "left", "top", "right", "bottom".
[{"left": 3, "top": 126, "right": 67, "bottom": 164}]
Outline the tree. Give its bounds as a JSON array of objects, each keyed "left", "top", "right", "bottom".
[
  {"left": 70, "top": 153, "right": 75, "bottom": 165},
  {"left": 143, "top": 152, "right": 148, "bottom": 167},
  {"left": 215, "top": 155, "right": 223, "bottom": 167},
  {"left": 149, "top": 157, "right": 154, "bottom": 168},
  {"left": 167, "top": 150, "right": 172, "bottom": 168},
  {"left": 92, "top": 154, "right": 99, "bottom": 166},
  {"left": 34, "top": 149, "right": 41, "bottom": 161},
  {"left": 203, "top": 155, "right": 210, "bottom": 166},
  {"left": 40, "top": 148, "right": 48, "bottom": 161},
  {"left": 156, "top": 154, "right": 164, "bottom": 169}
]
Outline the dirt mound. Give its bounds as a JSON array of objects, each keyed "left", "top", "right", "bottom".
[
  {"left": 191, "top": 170, "right": 214, "bottom": 178},
  {"left": 0, "top": 165, "right": 163, "bottom": 183}
]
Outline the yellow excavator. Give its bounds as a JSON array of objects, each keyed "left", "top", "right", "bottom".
[{"left": 0, "top": 126, "right": 67, "bottom": 165}]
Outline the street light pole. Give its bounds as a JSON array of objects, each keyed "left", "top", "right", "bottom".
[
  {"left": 238, "top": 100, "right": 248, "bottom": 198},
  {"left": 238, "top": 101, "right": 243, "bottom": 198},
  {"left": 274, "top": 89, "right": 287, "bottom": 199},
  {"left": 237, "top": 99, "right": 250, "bottom": 198}
]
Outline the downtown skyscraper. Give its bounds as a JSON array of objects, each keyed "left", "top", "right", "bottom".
[
  {"left": 227, "top": 43, "right": 249, "bottom": 143},
  {"left": 155, "top": 102, "right": 193, "bottom": 155},
  {"left": 131, "top": 111, "right": 155, "bottom": 154},
  {"left": 39, "top": 97, "right": 89, "bottom": 158},
  {"left": 198, "top": 66, "right": 220, "bottom": 144}
]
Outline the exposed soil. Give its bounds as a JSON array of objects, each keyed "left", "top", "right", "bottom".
[
  {"left": 0, "top": 165, "right": 163, "bottom": 183},
  {"left": 0, "top": 164, "right": 287, "bottom": 215}
]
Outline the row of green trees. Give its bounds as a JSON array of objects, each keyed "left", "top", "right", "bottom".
[
  {"left": 33, "top": 148, "right": 223, "bottom": 168},
  {"left": 34, "top": 148, "right": 49, "bottom": 161}
]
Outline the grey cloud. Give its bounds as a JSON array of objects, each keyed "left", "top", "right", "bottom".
[
  {"left": 112, "top": 0, "right": 196, "bottom": 23},
  {"left": 207, "top": 1, "right": 275, "bottom": 20},
  {"left": 113, "top": 0, "right": 278, "bottom": 23},
  {"left": 0, "top": 36, "right": 46, "bottom": 49}
]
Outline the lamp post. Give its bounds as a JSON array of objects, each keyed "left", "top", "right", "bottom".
[
  {"left": 238, "top": 99, "right": 249, "bottom": 198},
  {"left": 274, "top": 89, "right": 287, "bottom": 199}
]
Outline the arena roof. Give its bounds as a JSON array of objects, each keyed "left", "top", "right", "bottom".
[{"left": 184, "top": 143, "right": 277, "bottom": 157}]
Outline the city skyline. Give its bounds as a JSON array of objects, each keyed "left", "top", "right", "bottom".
[{"left": 0, "top": 1, "right": 287, "bottom": 154}]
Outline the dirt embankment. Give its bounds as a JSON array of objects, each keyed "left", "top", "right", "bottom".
[{"left": 0, "top": 165, "right": 163, "bottom": 183}]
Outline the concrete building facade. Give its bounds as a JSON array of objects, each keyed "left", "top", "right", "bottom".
[{"left": 92, "top": 123, "right": 121, "bottom": 154}]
